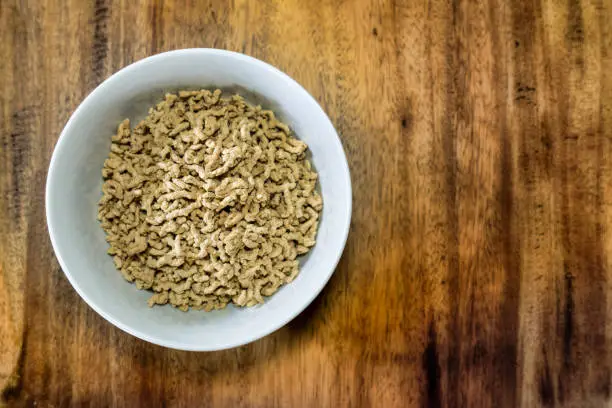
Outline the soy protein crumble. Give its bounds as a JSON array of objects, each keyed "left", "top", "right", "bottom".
[{"left": 97, "top": 89, "right": 322, "bottom": 311}]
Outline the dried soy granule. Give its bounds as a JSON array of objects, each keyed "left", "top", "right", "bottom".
[{"left": 98, "top": 89, "right": 323, "bottom": 311}]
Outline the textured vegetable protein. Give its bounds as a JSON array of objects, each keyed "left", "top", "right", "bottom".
[{"left": 97, "top": 90, "right": 322, "bottom": 311}]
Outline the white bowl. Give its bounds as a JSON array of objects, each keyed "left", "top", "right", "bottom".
[{"left": 46, "top": 49, "right": 351, "bottom": 351}]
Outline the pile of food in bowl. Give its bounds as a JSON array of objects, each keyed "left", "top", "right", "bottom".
[
  {"left": 98, "top": 89, "right": 323, "bottom": 311},
  {"left": 46, "top": 49, "right": 351, "bottom": 350}
]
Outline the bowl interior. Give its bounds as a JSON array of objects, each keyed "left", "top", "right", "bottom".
[{"left": 46, "top": 49, "right": 351, "bottom": 351}]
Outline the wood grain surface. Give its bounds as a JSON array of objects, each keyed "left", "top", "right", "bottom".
[{"left": 1, "top": 0, "right": 612, "bottom": 406}]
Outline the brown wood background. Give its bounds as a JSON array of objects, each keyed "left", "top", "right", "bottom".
[{"left": 1, "top": 0, "right": 612, "bottom": 406}]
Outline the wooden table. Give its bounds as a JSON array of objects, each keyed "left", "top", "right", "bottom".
[{"left": 1, "top": 0, "right": 611, "bottom": 406}]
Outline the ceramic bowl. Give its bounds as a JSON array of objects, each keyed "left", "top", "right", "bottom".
[{"left": 46, "top": 49, "right": 351, "bottom": 351}]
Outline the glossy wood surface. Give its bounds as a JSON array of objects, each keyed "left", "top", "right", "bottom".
[{"left": 2, "top": 0, "right": 612, "bottom": 406}]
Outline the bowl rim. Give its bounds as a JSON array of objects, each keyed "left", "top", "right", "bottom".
[{"left": 45, "top": 48, "right": 352, "bottom": 351}]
